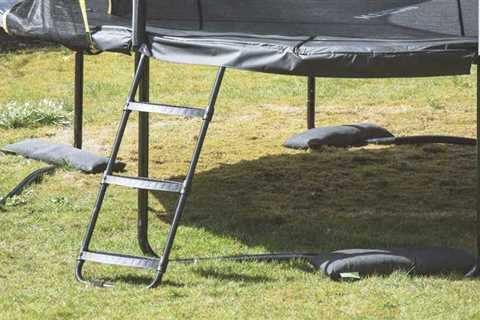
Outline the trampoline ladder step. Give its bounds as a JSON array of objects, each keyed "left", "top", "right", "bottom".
[
  {"left": 127, "top": 101, "right": 206, "bottom": 118},
  {"left": 76, "top": 53, "right": 226, "bottom": 288},
  {"left": 104, "top": 174, "right": 183, "bottom": 193},
  {"left": 80, "top": 251, "right": 160, "bottom": 269}
]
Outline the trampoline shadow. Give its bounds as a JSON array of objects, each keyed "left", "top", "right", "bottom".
[{"left": 150, "top": 144, "right": 476, "bottom": 257}]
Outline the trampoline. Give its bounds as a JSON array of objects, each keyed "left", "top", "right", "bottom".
[
  {"left": 1, "top": 0, "right": 479, "bottom": 287},
  {"left": 2, "top": 0, "right": 478, "bottom": 77}
]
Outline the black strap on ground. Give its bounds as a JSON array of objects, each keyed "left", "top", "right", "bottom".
[
  {"left": 0, "top": 165, "right": 56, "bottom": 206},
  {"left": 366, "top": 136, "right": 476, "bottom": 146},
  {"left": 173, "top": 253, "right": 314, "bottom": 265}
]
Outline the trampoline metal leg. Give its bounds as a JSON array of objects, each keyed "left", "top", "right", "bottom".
[
  {"left": 468, "top": 66, "right": 480, "bottom": 277},
  {"left": 135, "top": 53, "right": 157, "bottom": 257},
  {"left": 477, "top": 67, "right": 479, "bottom": 262},
  {"left": 74, "top": 51, "right": 84, "bottom": 149},
  {"left": 307, "top": 76, "right": 316, "bottom": 129}
]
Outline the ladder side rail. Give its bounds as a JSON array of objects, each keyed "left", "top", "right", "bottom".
[
  {"left": 151, "top": 67, "right": 226, "bottom": 287},
  {"left": 76, "top": 55, "right": 149, "bottom": 284}
]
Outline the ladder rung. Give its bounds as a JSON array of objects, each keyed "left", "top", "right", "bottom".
[
  {"left": 80, "top": 251, "right": 160, "bottom": 269},
  {"left": 104, "top": 175, "right": 183, "bottom": 193},
  {"left": 127, "top": 102, "right": 205, "bottom": 118}
]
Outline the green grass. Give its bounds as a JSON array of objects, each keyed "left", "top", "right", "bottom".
[{"left": 0, "top": 47, "right": 479, "bottom": 319}]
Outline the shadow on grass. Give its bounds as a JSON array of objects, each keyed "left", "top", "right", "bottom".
[
  {"left": 194, "top": 268, "right": 274, "bottom": 283},
  {"left": 85, "top": 274, "right": 185, "bottom": 288},
  {"left": 151, "top": 144, "right": 476, "bottom": 257}
]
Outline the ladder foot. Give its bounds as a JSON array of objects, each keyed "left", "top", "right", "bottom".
[
  {"left": 75, "top": 257, "right": 164, "bottom": 289},
  {"left": 76, "top": 259, "right": 111, "bottom": 287},
  {"left": 75, "top": 259, "right": 89, "bottom": 285},
  {"left": 147, "top": 271, "right": 164, "bottom": 289}
]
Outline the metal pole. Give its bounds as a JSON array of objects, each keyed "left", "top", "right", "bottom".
[
  {"left": 133, "top": 0, "right": 154, "bottom": 256},
  {"left": 197, "top": 0, "right": 204, "bottom": 30},
  {"left": 132, "top": 0, "right": 146, "bottom": 49},
  {"left": 307, "top": 76, "right": 316, "bottom": 129},
  {"left": 136, "top": 52, "right": 155, "bottom": 256},
  {"left": 477, "top": 67, "right": 479, "bottom": 260},
  {"left": 456, "top": 0, "right": 465, "bottom": 36},
  {"left": 74, "top": 52, "right": 84, "bottom": 149}
]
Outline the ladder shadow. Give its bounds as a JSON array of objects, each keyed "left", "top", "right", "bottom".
[
  {"left": 96, "top": 274, "right": 185, "bottom": 288},
  {"left": 150, "top": 144, "right": 476, "bottom": 258}
]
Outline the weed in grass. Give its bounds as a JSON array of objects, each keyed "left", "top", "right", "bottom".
[
  {"left": 0, "top": 99, "right": 70, "bottom": 129},
  {"left": 427, "top": 97, "right": 446, "bottom": 110}
]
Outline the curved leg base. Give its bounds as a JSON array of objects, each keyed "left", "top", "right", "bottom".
[
  {"left": 465, "top": 259, "right": 480, "bottom": 277},
  {"left": 146, "top": 271, "right": 164, "bottom": 289},
  {"left": 138, "top": 222, "right": 159, "bottom": 258}
]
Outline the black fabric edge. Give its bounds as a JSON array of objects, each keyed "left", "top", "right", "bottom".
[
  {"left": 147, "top": 35, "right": 476, "bottom": 77},
  {"left": 89, "top": 26, "right": 477, "bottom": 77}
]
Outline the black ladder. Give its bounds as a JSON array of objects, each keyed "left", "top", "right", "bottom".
[{"left": 75, "top": 53, "right": 226, "bottom": 288}]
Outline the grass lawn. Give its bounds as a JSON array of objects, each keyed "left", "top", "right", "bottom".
[{"left": 0, "top": 46, "right": 479, "bottom": 319}]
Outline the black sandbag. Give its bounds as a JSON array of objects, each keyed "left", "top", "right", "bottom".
[
  {"left": 399, "top": 247, "right": 476, "bottom": 275},
  {"left": 2, "top": 139, "right": 125, "bottom": 173},
  {"left": 283, "top": 123, "right": 393, "bottom": 150},
  {"left": 309, "top": 248, "right": 475, "bottom": 280},
  {"left": 310, "top": 249, "right": 414, "bottom": 280}
]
